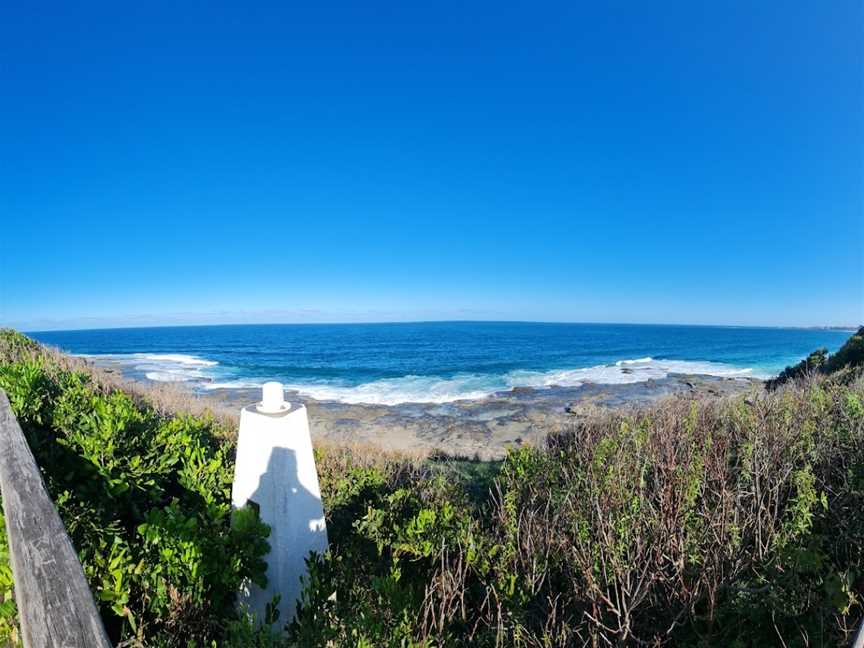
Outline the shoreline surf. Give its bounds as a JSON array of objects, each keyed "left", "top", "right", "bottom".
[
  {"left": 72, "top": 351, "right": 762, "bottom": 406},
  {"left": 33, "top": 321, "right": 851, "bottom": 407}
]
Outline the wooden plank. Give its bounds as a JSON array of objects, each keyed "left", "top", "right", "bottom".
[{"left": 0, "top": 390, "right": 111, "bottom": 648}]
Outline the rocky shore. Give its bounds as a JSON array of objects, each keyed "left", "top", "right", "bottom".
[{"left": 202, "top": 374, "right": 760, "bottom": 460}]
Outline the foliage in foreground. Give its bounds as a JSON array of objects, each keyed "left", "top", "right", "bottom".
[
  {"left": 1, "top": 329, "right": 863, "bottom": 646},
  {"left": 297, "top": 377, "right": 864, "bottom": 646},
  {"left": 0, "top": 330, "right": 271, "bottom": 646},
  {"left": 0, "top": 507, "right": 20, "bottom": 646}
]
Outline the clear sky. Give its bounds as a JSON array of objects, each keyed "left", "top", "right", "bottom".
[{"left": 2, "top": 1, "right": 862, "bottom": 331}]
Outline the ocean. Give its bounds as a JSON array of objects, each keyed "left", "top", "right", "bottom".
[{"left": 28, "top": 322, "right": 853, "bottom": 406}]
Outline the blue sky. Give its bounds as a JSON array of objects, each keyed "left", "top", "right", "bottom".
[{"left": 2, "top": 1, "right": 862, "bottom": 331}]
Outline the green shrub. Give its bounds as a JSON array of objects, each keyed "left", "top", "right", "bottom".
[
  {"left": 2, "top": 329, "right": 863, "bottom": 646},
  {"left": 766, "top": 349, "right": 828, "bottom": 390},
  {"left": 0, "top": 329, "right": 37, "bottom": 365},
  {"left": 293, "top": 380, "right": 864, "bottom": 646},
  {"left": 0, "top": 506, "right": 20, "bottom": 646},
  {"left": 0, "top": 337, "right": 270, "bottom": 646},
  {"left": 826, "top": 326, "right": 864, "bottom": 374},
  {"left": 768, "top": 327, "right": 864, "bottom": 390}
]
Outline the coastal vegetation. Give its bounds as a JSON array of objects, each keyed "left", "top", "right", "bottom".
[
  {"left": 0, "top": 329, "right": 862, "bottom": 645},
  {"left": 766, "top": 326, "right": 864, "bottom": 390},
  {"left": 0, "top": 508, "right": 18, "bottom": 645},
  {"left": 0, "top": 330, "right": 273, "bottom": 646}
]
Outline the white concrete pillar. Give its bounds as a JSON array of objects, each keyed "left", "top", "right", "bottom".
[{"left": 231, "top": 382, "right": 328, "bottom": 627}]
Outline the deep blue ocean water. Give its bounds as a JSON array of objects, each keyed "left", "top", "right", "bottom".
[{"left": 28, "top": 323, "right": 854, "bottom": 405}]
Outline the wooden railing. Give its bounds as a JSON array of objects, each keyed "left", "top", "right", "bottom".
[{"left": 0, "top": 390, "right": 111, "bottom": 648}]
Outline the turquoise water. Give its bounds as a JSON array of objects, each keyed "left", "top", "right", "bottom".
[{"left": 30, "top": 323, "right": 853, "bottom": 405}]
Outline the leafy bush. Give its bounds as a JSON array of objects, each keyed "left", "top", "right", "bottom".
[
  {"left": 2, "top": 328, "right": 863, "bottom": 646},
  {"left": 826, "top": 326, "right": 864, "bottom": 374},
  {"left": 767, "top": 327, "right": 864, "bottom": 390},
  {"left": 0, "top": 506, "right": 20, "bottom": 646},
  {"left": 0, "top": 330, "right": 270, "bottom": 646},
  {"left": 294, "top": 381, "right": 864, "bottom": 646},
  {"left": 765, "top": 348, "right": 828, "bottom": 390}
]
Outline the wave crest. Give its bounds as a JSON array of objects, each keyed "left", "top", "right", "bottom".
[
  {"left": 79, "top": 353, "right": 759, "bottom": 406},
  {"left": 77, "top": 352, "right": 219, "bottom": 383},
  {"left": 275, "top": 358, "right": 756, "bottom": 406}
]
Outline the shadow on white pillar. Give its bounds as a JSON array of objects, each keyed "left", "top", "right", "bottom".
[{"left": 231, "top": 382, "right": 328, "bottom": 628}]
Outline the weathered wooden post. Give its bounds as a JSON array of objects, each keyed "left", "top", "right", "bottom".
[
  {"left": 231, "top": 382, "right": 328, "bottom": 628},
  {"left": 0, "top": 390, "right": 111, "bottom": 648}
]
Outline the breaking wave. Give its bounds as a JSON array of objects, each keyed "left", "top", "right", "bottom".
[
  {"left": 76, "top": 352, "right": 220, "bottom": 383},
  {"left": 284, "top": 358, "right": 756, "bottom": 405},
  {"left": 79, "top": 353, "right": 761, "bottom": 406}
]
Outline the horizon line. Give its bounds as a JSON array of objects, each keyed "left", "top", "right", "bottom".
[{"left": 16, "top": 319, "right": 861, "bottom": 335}]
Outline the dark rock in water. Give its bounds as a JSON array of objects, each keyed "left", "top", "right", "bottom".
[
  {"left": 510, "top": 386, "right": 535, "bottom": 394},
  {"left": 621, "top": 368, "right": 634, "bottom": 374}
]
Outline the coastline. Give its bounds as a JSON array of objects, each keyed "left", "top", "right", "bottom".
[
  {"left": 90, "top": 359, "right": 760, "bottom": 459},
  {"left": 220, "top": 375, "right": 759, "bottom": 459},
  {"left": 32, "top": 319, "right": 852, "bottom": 457}
]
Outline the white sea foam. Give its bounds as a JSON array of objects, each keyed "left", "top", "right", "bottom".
[
  {"left": 616, "top": 357, "right": 653, "bottom": 366},
  {"left": 282, "top": 374, "right": 495, "bottom": 406},
  {"left": 506, "top": 358, "right": 756, "bottom": 389},
  {"left": 135, "top": 353, "right": 218, "bottom": 366},
  {"left": 74, "top": 352, "right": 217, "bottom": 366},
  {"left": 204, "top": 379, "right": 267, "bottom": 390},
  {"left": 79, "top": 352, "right": 761, "bottom": 405},
  {"left": 276, "top": 358, "right": 759, "bottom": 406},
  {"left": 78, "top": 352, "right": 219, "bottom": 383},
  {"left": 145, "top": 370, "right": 197, "bottom": 382}
]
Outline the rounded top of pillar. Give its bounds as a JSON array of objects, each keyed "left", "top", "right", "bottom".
[{"left": 257, "top": 381, "right": 290, "bottom": 414}]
